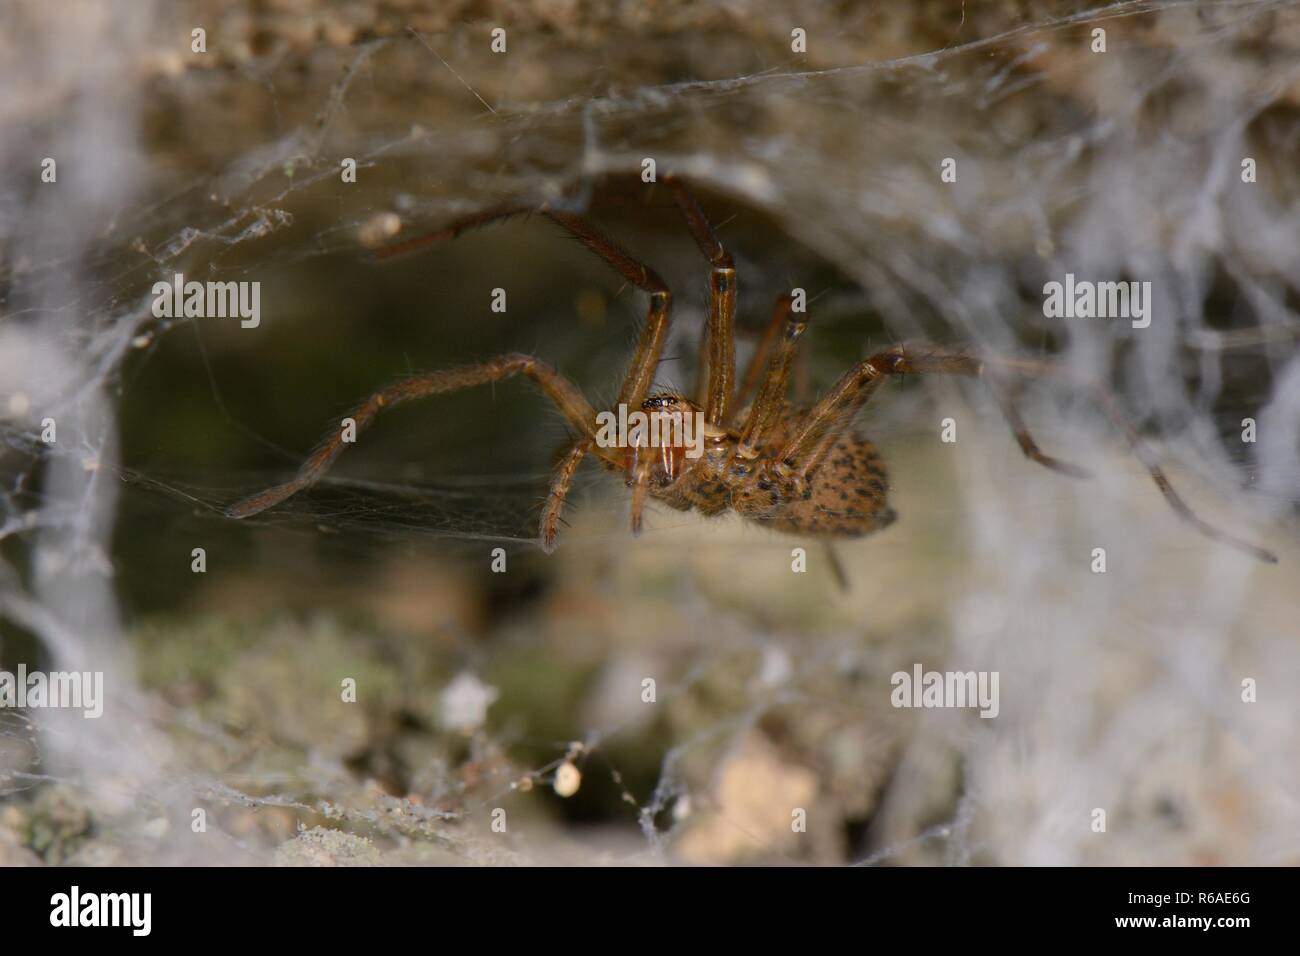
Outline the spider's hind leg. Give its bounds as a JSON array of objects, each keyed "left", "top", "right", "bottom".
[
  {"left": 777, "top": 344, "right": 1277, "bottom": 564},
  {"left": 823, "top": 542, "right": 850, "bottom": 592}
]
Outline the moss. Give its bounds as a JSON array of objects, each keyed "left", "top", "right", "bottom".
[
  {"left": 274, "top": 826, "right": 381, "bottom": 867},
  {"left": 19, "top": 785, "right": 93, "bottom": 864},
  {"left": 132, "top": 615, "right": 266, "bottom": 691},
  {"left": 483, "top": 645, "right": 597, "bottom": 751}
]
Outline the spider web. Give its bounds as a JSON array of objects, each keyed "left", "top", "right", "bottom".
[{"left": 2, "top": 0, "right": 1300, "bottom": 866}]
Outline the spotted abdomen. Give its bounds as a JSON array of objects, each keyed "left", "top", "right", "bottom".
[{"left": 736, "top": 431, "right": 896, "bottom": 537}]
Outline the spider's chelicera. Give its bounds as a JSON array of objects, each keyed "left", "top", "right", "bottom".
[{"left": 227, "top": 176, "right": 1276, "bottom": 565}]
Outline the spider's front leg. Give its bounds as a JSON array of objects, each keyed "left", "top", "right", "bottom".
[
  {"left": 373, "top": 199, "right": 676, "bottom": 415},
  {"left": 540, "top": 438, "right": 593, "bottom": 554},
  {"left": 777, "top": 344, "right": 1277, "bottom": 564},
  {"left": 225, "top": 354, "right": 610, "bottom": 520},
  {"left": 236, "top": 195, "right": 684, "bottom": 548}
]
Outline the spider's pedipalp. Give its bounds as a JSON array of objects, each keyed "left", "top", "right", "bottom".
[{"left": 628, "top": 454, "right": 652, "bottom": 536}]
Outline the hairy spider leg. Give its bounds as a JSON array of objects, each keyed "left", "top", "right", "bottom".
[
  {"left": 776, "top": 344, "right": 1277, "bottom": 564},
  {"left": 225, "top": 354, "right": 605, "bottom": 519},
  {"left": 540, "top": 438, "right": 593, "bottom": 553},
  {"left": 233, "top": 202, "right": 679, "bottom": 550},
  {"left": 372, "top": 204, "right": 673, "bottom": 410},
  {"left": 733, "top": 294, "right": 793, "bottom": 416},
  {"left": 736, "top": 296, "right": 809, "bottom": 457},
  {"left": 383, "top": 185, "right": 736, "bottom": 542},
  {"left": 665, "top": 174, "right": 736, "bottom": 432}
]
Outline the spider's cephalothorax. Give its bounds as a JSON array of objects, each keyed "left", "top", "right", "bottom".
[{"left": 226, "top": 176, "right": 1276, "bottom": 565}]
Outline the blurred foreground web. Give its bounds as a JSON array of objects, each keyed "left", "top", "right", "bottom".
[{"left": 1, "top": 0, "right": 1299, "bottom": 865}]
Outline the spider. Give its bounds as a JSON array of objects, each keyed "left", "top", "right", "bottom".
[{"left": 226, "top": 176, "right": 1277, "bottom": 565}]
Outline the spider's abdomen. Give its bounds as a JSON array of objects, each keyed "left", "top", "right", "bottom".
[{"left": 736, "top": 431, "right": 897, "bottom": 538}]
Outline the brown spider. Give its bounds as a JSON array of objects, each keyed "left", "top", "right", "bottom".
[{"left": 227, "top": 176, "right": 1277, "bottom": 564}]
